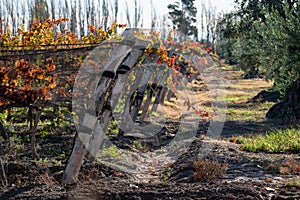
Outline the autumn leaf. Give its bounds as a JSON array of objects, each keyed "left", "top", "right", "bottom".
[
  {"left": 44, "top": 92, "right": 52, "bottom": 101},
  {"left": 157, "top": 59, "right": 162, "bottom": 65},
  {"left": 14, "top": 59, "right": 20, "bottom": 67},
  {"left": 202, "top": 111, "right": 210, "bottom": 117},
  {"left": 46, "top": 62, "right": 56, "bottom": 72},
  {"left": 37, "top": 73, "right": 44, "bottom": 80},
  {"left": 49, "top": 82, "right": 57, "bottom": 89},
  {"left": 117, "top": 24, "right": 127, "bottom": 28},
  {"left": 3, "top": 73, "right": 9, "bottom": 80},
  {"left": 194, "top": 109, "right": 201, "bottom": 115},
  {"left": 40, "top": 87, "right": 48, "bottom": 95}
]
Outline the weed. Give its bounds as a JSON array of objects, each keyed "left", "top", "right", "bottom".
[
  {"left": 286, "top": 178, "right": 300, "bottom": 189},
  {"left": 101, "top": 145, "right": 121, "bottom": 159},
  {"left": 0, "top": 135, "right": 4, "bottom": 143},
  {"left": 161, "top": 168, "right": 171, "bottom": 182},
  {"left": 132, "top": 140, "right": 145, "bottom": 151},
  {"left": 34, "top": 157, "right": 63, "bottom": 167},
  {"left": 218, "top": 94, "right": 251, "bottom": 102},
  {"left": 9, "top": 135, "right": 24, "bottom": 153},
  {"left": 238, "top": 127, "right": 300, "bottom": 153},
  {"left": 226, "top": 107, "right": 265, "bottom": 121},
  {"left": 106, "top": 120, "right": 119, "bottom": 136},
  {"left": 193, "top": 159, "right": 227, "bottom": 181}
]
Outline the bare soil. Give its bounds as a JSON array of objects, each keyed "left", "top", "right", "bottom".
[{"left": 1, "top": 69, "right": 300, "bottom": 200}]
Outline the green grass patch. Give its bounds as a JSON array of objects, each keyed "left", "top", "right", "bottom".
[
  {"left": 220, "top": 64, "right": 235, "bottom": 71},
  {"left": 226, "top": 107, "right": 264, "bottom": 121},
  {"left": 101, "top": 145, "right": 122, "bottom": 159},
  {"left": 237, "top": 127, "right": 300, "bottom": 153},
  {"left": 217, "top": 94, "right": 252, "bottom": 102},
  {"left": 226, "top": 101, "right": 275, "bottom": 121},
  {"left": 286, "top": 178, "right": 300, "bottom": 189}
]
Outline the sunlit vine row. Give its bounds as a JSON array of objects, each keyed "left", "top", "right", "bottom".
[
  {"left": 135, "top": 29, "right": 214, "bottom": 118},
  {"left": 0, "top": 19, "right": 126, "bottom": 111}
]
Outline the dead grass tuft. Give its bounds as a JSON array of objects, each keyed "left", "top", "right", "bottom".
[
  {"left": 193, "top": 159, "right": 227, "bottom": 181},
  {"left": 265, "top": 159, "right": 300, "bottom": 175},
  {"left": 34, "top": 172, "right": 62, "bottom": 189}
]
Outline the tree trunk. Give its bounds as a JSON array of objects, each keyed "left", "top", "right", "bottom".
[{"left": 266, "top": 79, "right": 300, "bottom": 123}]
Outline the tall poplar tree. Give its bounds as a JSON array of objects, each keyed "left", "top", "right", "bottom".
[
  {"left": 167, "top": 0, "right": 198, "bottom": 41},
  {"left": 31, "top": 0, "right": 49, "bottom": 22}
]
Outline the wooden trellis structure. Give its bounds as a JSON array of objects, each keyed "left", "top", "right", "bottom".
[
  {"left": 0, "top": 44, "right": 95, "bottom": 156},
  {"left": 63, "top": 29, "right": 199, "bottom": 184}
]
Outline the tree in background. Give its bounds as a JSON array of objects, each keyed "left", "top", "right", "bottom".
[
  {"left": 217, "top": 0, "right": 298, "bottom": 78},
  {"left": 125, "top": 0, "right": 142, "bottom": 28},
  {"left": 0, "top": 0, "right": 134, "bottom": 36},
  {"left": 250, "top": 2, "right": 300, "bottom": 121},
  {"left": 150, "top": 0, "right": 158, "bottom": 31},
  {"left": 217, "top": 0, "right": 300, "bottom": 121},
  {"left": 167, "top": 0, "right": 198, "bottom": 41},
  {"left": 217, "top": 0, "right": 264, "bottom": 78},
  {"left": 31, "top": 0, "right": 50, "bottom": 22},
  {"left": 200, "top": 0, "right": 218, "bottom": 53},
  {"left": 216, "top": 12, "right": 237, "bottom": 65}
]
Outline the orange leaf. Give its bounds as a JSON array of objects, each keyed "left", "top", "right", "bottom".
[
  {"left": 3, "top": 73, "right": 9, "bottom": 80},
  {"left": 49, "top": 82, "right": 57, "bottom": 89},
  {"left": 46, "top": 63, "right": 56, "bottom": 72},
  {"left": 14, "top": 60, "right": 20, "bottom": 67},
  {"left": 117, "top": 24, "right": 127, "bottom": 28},
  {"left": 45, "top": 93, "right": 52, "bottom": 100},
  {"left": 41, "top": 87, "right": 48, "bottom": 95},
  {"left": 37, "top": 73, "right": 44, "bottom": 79}
]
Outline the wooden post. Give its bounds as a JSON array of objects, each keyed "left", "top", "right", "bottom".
[
  {"left": 139, "top": 65, "right": 166, "bottom": 121},
  {"left": 87, "top": 48, "right": 148, "bottom": 160},
  {"left": 129, "top": 67, "right": 154, "bottom": 122},
  {"left": 63, "top": 29, "right": 148, "bottom": 185},
  {"left": 151, "top": 68, "right": 171, "bottom": 113}
]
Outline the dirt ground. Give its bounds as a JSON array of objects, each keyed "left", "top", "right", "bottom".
[
  {"left": 1, "top": 137, "right": 300, "bottom": 200},
  {"left": 1, "top": 68, "right": 300, "bottom": 200}
]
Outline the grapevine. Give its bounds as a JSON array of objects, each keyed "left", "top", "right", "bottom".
[{"left": 134, "top": 29, "right": 214, "bottom": 118}]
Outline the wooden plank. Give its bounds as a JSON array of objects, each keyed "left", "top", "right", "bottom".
[
  {"left": 139, "top": 65, "right": 166, "bottom": 121},
  {"left": 130, "top": 68, "right": 154, "bottom": 122},
  {"left": 63, "top": 29, "right": 148, "bottom": 183},
  {"left": 151, "top": 68, "right": 171, "bottom": 113},
  {"left": 87, "top": 48, "right": 148, "bottom": 160}
]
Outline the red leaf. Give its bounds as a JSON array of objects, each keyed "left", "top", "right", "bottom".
[
  {"left": 202, "top": 112, "right": 209, "bottom": 117},
  {"left": 157, "top": 59, "right": 162, "bottom": 65},
  {"left": 194, "top": 109, "right": 201, "bottom": 115}
]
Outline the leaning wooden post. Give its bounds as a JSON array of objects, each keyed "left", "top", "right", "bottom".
[
  {"left": 151, "top": 68, "right": 171, "bottom": 113},
  {"left": 62, "top": 29, "right": 148, "bottom": 185},
  {"left": 129, "top": 67, "right": 154, "bottom": 122},
  {"left": 117, "top": 55, "right": 156, "bottom": 138},
  {"left": 139, "top": 65, "right": 166, "bottom": 121},
  {"left": 87, "top": 42, "right": 148, "bottom": 160}
]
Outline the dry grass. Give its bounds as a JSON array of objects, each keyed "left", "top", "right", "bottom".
[
  {"left": 155, "top": 70, "right": 274, "bottom": 123},
  {"left": 265, "top": 159, "right": 300, "bottom": 175},
  {"left": 286, "top": 178, "right": 300, "bottom": 189},
  {"left": 193, "top": 159, "right": 227, "bottom": 181},
  {"left": 34, "top": 172, "right": 62, "bottom": 189},
  {"left": 223, "top": 79, "right": 273, "bottom": 91}
]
